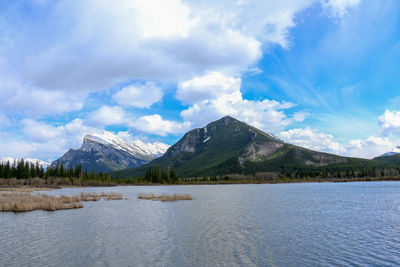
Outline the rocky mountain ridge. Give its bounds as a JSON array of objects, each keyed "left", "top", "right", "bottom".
[{"left": 51, "top": 131, "right": 169, "bottom": 173}]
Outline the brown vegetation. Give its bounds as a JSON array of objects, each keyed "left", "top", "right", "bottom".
[
  {"left": 138, "top": 193, "right": 193, "bottom": 202},
  {"left": 79, "top": 192, "right": 124, "bottom": 201},
  {"left": 0, "top": 191, "right": 125, "bottom": 212},
  {"left": 0, "top": 187, "right": 56, "bottom": 192},
  {"left": 0, "top": 192, "right": 83, "bottom": 212}
]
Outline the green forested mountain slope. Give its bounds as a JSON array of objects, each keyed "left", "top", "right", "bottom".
[{"left": 115, "top": 116, "right": 392, "bottom": 178}]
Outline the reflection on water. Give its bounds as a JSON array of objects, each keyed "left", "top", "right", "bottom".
[{"left": 1, "top": 182, "right": 400, "bottom": 266}]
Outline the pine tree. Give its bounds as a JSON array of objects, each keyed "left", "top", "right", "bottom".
[
  {"left": 30, "top": 162, "right": 36, "bottom": 178},
  {"left": 161, "top": 170, "right": 169, "bottom": 184},
  {"left": 59, "top": 163, "right": 65, "bottom": 178},
  {"left": 4, "top": 161, "right": 10, "bottom": 179},
  {"left": 169, "top": 168, "right": 178, "bottom": 184}
]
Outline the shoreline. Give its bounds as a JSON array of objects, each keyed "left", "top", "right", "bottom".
[{"left": 1, "top": 177, "right": 400, "bottom": 190}]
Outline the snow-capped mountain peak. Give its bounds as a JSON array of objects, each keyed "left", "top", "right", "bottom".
[{"left": 83, "top": 131, "right": 169, "bottom": 160}]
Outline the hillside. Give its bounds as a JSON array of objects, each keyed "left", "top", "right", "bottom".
[
  {"left": 115, "top": 116, "right": 387, "bottom": 178},
  {"left": 374, "top": 154, "right": 400, "bottom": 166}
]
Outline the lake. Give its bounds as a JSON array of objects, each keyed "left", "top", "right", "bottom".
[{"left": 1, "top": 182, "right": 400, "bottom": 266}]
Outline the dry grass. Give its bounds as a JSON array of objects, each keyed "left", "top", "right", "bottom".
[
  {"left": 0, "top": 191, "right": 125, "bottom": 212},
  {"left": 80, "top": 192, "right": 123, "bottom": 201},
  {"left": 0, "top": 192, "right": 83, "bottom": 212},
  {"left": 0, "top": 187, "right": 56, "bottom": 192},
  {"left": 138, "top": 193, "right": 193, "bottom": 202}
]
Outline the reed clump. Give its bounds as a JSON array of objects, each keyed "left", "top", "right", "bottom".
[
  {"left": 0, "top": 191, "right": 125, "bottom": 212},
  {"left": 80, "top": 192, "right": 123, "bottom": 201},
  {"left": 138, "top": 193, "right": 193, "bottom": 202},
  {"left": 0, "top": 187, "right": 56, "bottom": 192},
  {"left": 0, "top": 192, "right": 83, "bottom": 212}
]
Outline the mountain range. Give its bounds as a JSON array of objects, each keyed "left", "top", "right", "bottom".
[
  {"left": 115, "top": 116, "right": 400, "bottom": 178},
  {"left": 51, "top": 131, "right": 169, "bottom": 173},
  {"left": 46, "top": 116, "right": 400, "bottom": 177}
]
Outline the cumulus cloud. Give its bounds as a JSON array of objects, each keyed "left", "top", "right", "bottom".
[
  {"left": 3, "top": 0, "right": 262, "bottom": 93},
  {"left": 379, "top": 110, "right": 400, "bottom": 136},
  {"left": 280, "top": 127, "right": 395, "bottom": 159},
  {"left": 0, "top": 83, "right": 84, "bottom": 117},
  {"left": 4, "top": 118, "right": 96, "bottom": 160},
  {"left": 22, "top": 118, "right": 93, "bottom": 144},
  {"left": 279, "top": 127, "right": 345, "bottom": 154},
  {"left": 87, "top": 106, "right": 128, "bottom": 127},
  {"left": 0, "top": 140, "right": 36, "bottom": 159},
  {"left": 0, "top": 0, "right": 362, "bottom": 95},
  {"left": 176, "top": 72, "right": 241, "bottom": 104},
  {"left": 113, "top": 82, "right": 163, "bottom": 108},
  {"left": 178, "top": 72, "right": 306, "bottom": 132},
  {"left": 345, "top": 136, "right": 394, "bottom": 159},
  {"left": 130, "top": 114, "right": 191, "bottom": 136},
  {"left": 0, "top": 0, "right": 364, "bottom": 160}
]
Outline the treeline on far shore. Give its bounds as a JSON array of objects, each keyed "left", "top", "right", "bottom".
[
  {"left": 0, "top": 160, "right": 183, "bottom": 186},
  {"left": 2, "top": 159, "right": 400, "bottom": 187},
  {"left": 0, "top": 160, "right": 120, "bottom": 186}
]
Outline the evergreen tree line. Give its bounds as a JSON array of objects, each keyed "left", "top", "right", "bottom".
[
  {"left": 139, "top": 167, "right": 180, "bottom": 184},
  {"left": 0, "top": 159, "right": 45, "bottom": 179},
  {"left": 0, "top": 159, "right": 111, "bottom": 182}
]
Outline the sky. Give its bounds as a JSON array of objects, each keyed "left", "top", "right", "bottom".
[{"left": 1, "top": 0, "right": 400, "bottom": 162}]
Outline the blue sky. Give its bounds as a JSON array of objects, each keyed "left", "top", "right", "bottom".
[{"left": 1, "top": 0, "right": 400, "bottom": 161}]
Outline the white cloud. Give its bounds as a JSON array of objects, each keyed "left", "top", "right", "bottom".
[
  {"left": 0, "top": 83, "right": 84, "bottom": 117},
  {"left": 178, "top": 72, "right": 305, "bottom": 132},
  {"left": 176, "top": 72, "right": 241, "bottom": 104},
  {"left": 322, "top": 0, "right": 361, "bottom": 17},
  {"left": 379, "top": 110, "right": 400, "bottom": 136},
  {"left": 346, "top": 136, "right": 394, "bottom": 159},
  {"left": 113, "top": 82, "right": 163, "bottom": 108},
  {"left": 280, "top": 126, "right": 395, "bottom": 159},
  {"left": 130, "top": 114, "right": 191, "bottom": 136},
  {"left": 279, "top": 127, "right": 345, "bottom": 154},
  {"left": 87, "top": 106, "right": 128, "bottom": 127},
  {"left": 2, "top": 118, "right": 96, "bottom": 160},
  {"left": 0, "top": 0, "right": 362, "bottom": 96},
  {"left": 0, "top": 141, "right": 36, "bottom": 159},
  {"left": 21, "top": 118, "right": 93, "bottom": 144},
  {"left": 21, "top": 119, "right": 61, "bottom": 143}
]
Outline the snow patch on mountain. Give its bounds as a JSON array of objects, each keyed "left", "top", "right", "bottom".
[{"left": 84, "top": 131, "right": 169, "bottom": 160}]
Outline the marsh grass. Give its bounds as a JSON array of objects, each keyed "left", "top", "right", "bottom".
[
  {"left": 0, "top": 187, "right": 56, "bottom": 192},
  {"left": 138, "top": 193, "right": 193, "bottom": 202},
  {"left": 0, "top": 192, "right": 83, "bottom": 212},
  {"left": 0, "top": 191, "right": 125, "bottom": 212},
  {"left": 80, "top": 192, "right": 123, "bottom": 201}
]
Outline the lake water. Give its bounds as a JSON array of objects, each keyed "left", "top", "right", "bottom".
[{"left": 1, "top": 182, "right": 400, "bottom": 266}]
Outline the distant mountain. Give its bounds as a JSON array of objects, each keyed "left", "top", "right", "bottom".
[
  {"left": 377, "top": 146, "right": 400, "bottom": 157},
  {"left": 51, "top": 131, "right": 169, "bottom": 173},
  {"left": 116, "top": 116, "right": 378, "bottom": 178},
  {"left": 0, "top": 157, "right": 50, "bottom": 168}
]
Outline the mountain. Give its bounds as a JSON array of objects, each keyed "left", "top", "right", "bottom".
[
  {"left": 116, "top": 116, "right": 379, "bottom": 178},
  {"left": 51, "top": 131, "right": 169, "bottom": 173},
  {"left": 377, "top": 146, "right": 400, "bottom": 157},
  {"left": 0, "top": 157, "right": 50, "bottom": 168}
]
